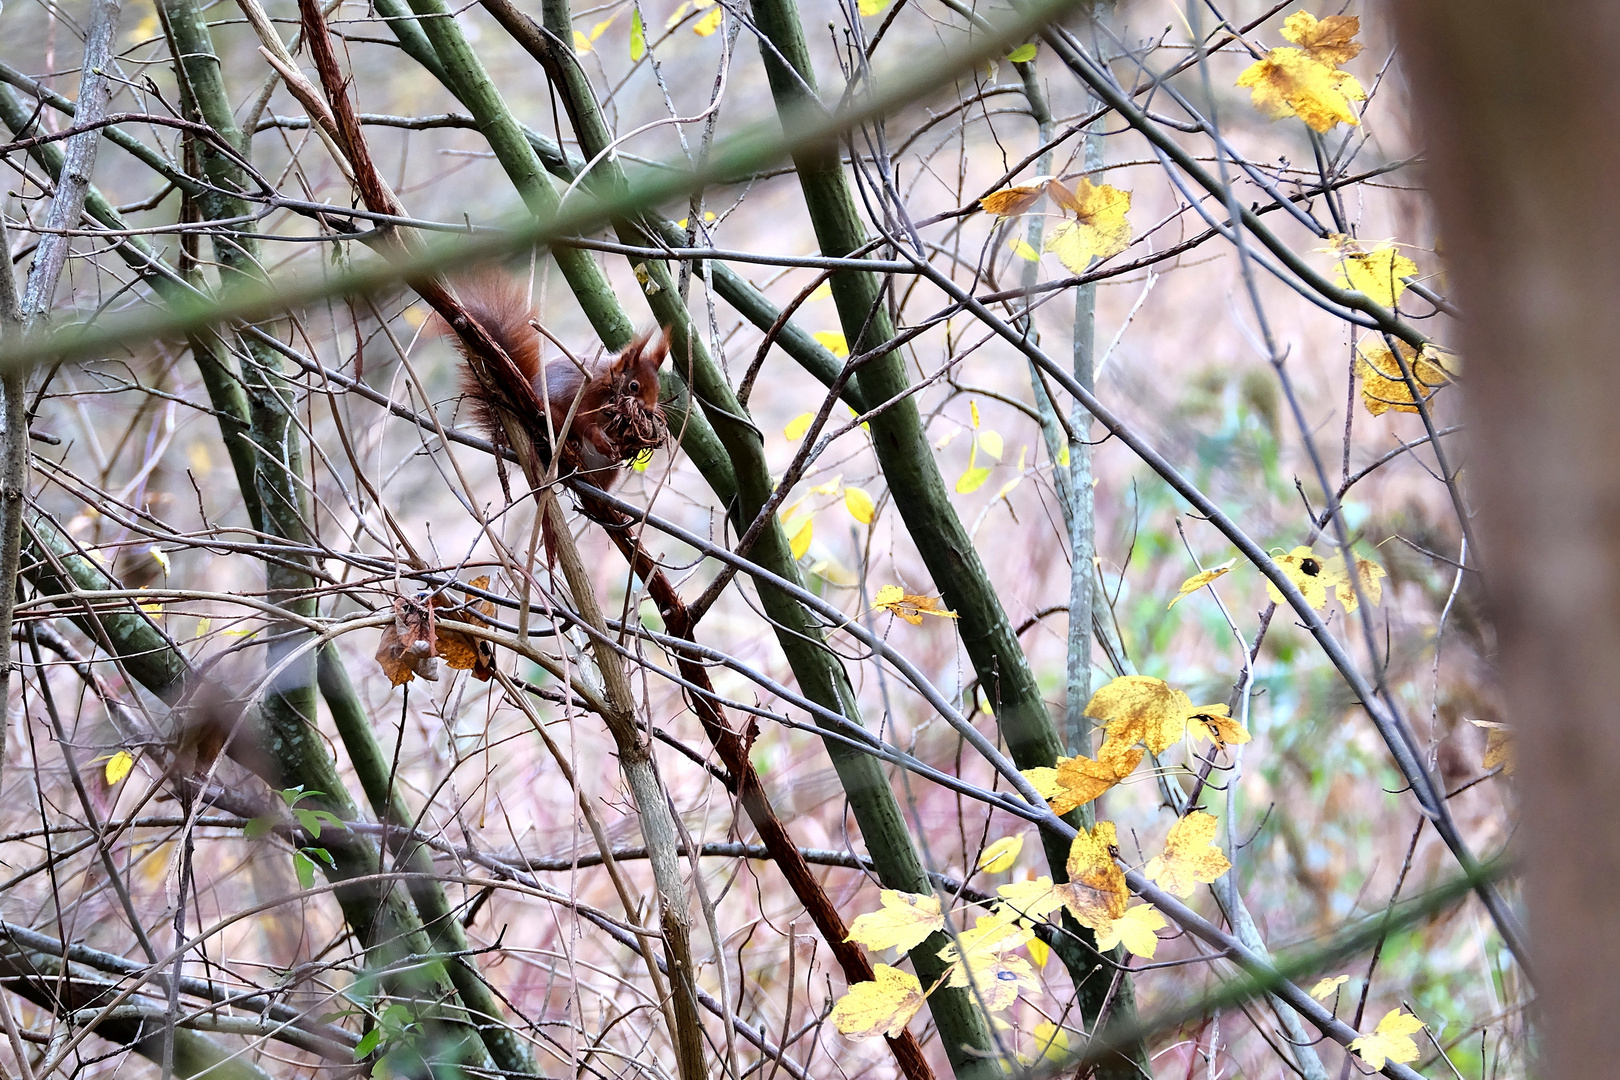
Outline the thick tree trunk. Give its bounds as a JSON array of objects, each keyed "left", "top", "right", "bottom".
[{"left": 1391, "top": 6, "right": 1620, "bottom": 1076}]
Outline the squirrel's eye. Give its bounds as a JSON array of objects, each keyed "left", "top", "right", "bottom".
[{"left": 628, "top": 380, "right": 641, "bottom": 394}]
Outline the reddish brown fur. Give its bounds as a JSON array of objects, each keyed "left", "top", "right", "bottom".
[{"left": 440, "top": 274, "right": 666, "bottom": 491}]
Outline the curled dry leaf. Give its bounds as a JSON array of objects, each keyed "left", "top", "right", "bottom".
[
  {"left": 435, "top": 576, "right": 497, "bottom": 681},
  {"left": 1470, "top": 719, "right": 1515, "bottom": 775},
  {"left": 873, "top": 584, "right": 957, "bottom": 625},
  {"left": 376, "top": 595, "right": 438, "bottom": 686},
  {"left": 978, "top": 176, "right": 1054, "bottom": 217},
  {"left": 1187, "top": 703, "right": 1251, "bottom": 750}
]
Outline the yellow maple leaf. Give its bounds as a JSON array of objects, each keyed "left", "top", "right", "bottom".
[
  {"left": 845, "top": 889, "right": 944, "bottom": 955},
  {"left": 1095, "top": 904, "right": 1167, "bottom": 958},
  {"left": 1281, "top": 11, "right": 1362, "bottom": 66},
  {"left": 995, "top": 876, "right": 1066, "bottom": 921},
  {"left": 1470, "top": 720, "right": 1515, "bottom": 775},
  {"left": 1236, "top": 47, "right": 1365, "bottom": 132},
  {"left": 1035, "top": 739, "right": 1144, "bottom": 814},
  {"left": 1086, "top": 675, "right": 1193, "bottom": 755},
  {"left": 784, "top": 412, "right": 813, "bottom": 440},
  {"left": 844, "top": 486, "right": 876, "bottom": 524},
  {"left": 977, "top": 835, "right": 1023, "bottom": 874},
  {"left": 1333, "top": 243, "right": 1418, "bottom": 309},
  {"left": 1054, "top": 821, "right": 1127, "bottom": 930},
  {"left": 873, "top": 584, "right": 958, "bottom": 625},
  {"left": 1043, "top": 179, "right": 1132, "bottom": 271},
  {"left": 1143, "top": 811, "right": 1231, "bottom": 897},
  {"left": 1356, "top": 338, "right": 1453, "bottom": 417},
  {"left": 937, "top": 913, "right": 1037, "bottom": 1012},
  {"left": 1348, "top": 1009, "right": 1425, "bottom": 1070},
  {"left": 1265, "top": 546, "right": 1345, "bottom": 610},
  {"left": 1309, "top": 973, "right": 1349, "bottom": 1000},
  {"left": 1186, "top": 703, "right": 1251, "bottom": 750},
  {"left": 831, "top": 964, "right": 925, "bottom": 1039},
  {"left": 105, "top": 750, "right": 135, "bottom": 785},
  {"left": 1168, "top": 559, "right": 1234, "bottom": 609},
  {"left": 1327, "top": 553, "right": 1386, "bottom": 612}
]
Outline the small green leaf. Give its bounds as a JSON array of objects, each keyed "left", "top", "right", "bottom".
[
  {"left": 309, "top": 847, "right": 336, "bottom": 867},
  {"left": 293, "top": 851, "right": 316, "bottom": 890},
  {"left": 293, "top": 808, "right": 324, "bottom": 839},
  {"left": 629, "top": 8, "right": 646, "bottom": 60},
  {"left": 244, "top": 815, "right": 277, "bottom": 840},
  {"left": 355, "top": 1029, "right": 382, "bottom": 1057},
  {"left": 1007, "top": 43, "right": 1036, "bottom": 63}
]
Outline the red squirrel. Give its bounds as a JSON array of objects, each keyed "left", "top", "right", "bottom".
[{"left": 443, "top": 275, "right": 668, "bottom": 490}]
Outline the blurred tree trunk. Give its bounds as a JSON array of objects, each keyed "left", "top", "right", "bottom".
[{"left": 1392, "top": 5, "right": 1620, "bottom": 1076}]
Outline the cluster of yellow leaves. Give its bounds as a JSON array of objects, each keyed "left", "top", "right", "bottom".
[
  {"left": 665, "top": 0, "right": 723, "bottom": 36},
  {"left": 772, "top": 454, "right": 880, "bottom": 559},
  {"left": 1356, "top": 338, "right": 1455, "bottom": 417},
  {"left": 1236, "top": 11, "right": 1365, "bottom": 132},
  {"left": 872, "top": 584, "right": 957, "bottom": 626},
  {"left": 1022, "top": 676, "right": 1249, "bottom": 814},
  {"left": 833, "top": 801, "right": 1240, "bottom": 1038},
  {"left": 1348, "top": 1009, "right": 1426, "bottom": 1070},
  {"left": 834, "top": 676, "right": 1252, "bottom": 1040},
  {"left": 979, "top": 176, "right": 1133, "bottom": 272},
  {"left": 954, "top": 400, "right": 1008, "bottom": 494},
  {"left": 1266, "top": 547, "right": 1386, "bottom": 612}
]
